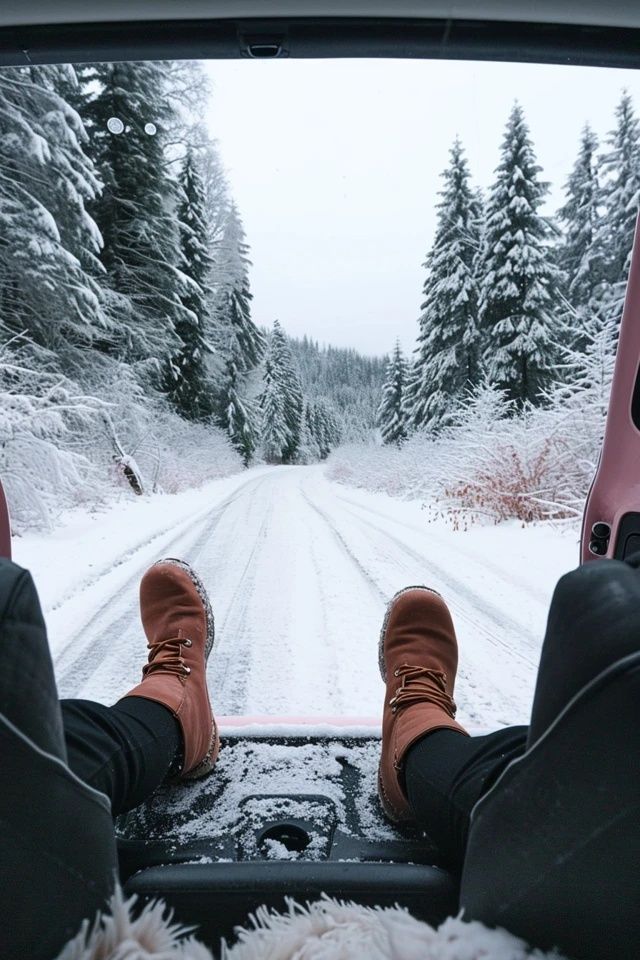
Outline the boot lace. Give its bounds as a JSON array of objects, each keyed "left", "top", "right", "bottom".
[
  {"left": 389, "top": 664, "right": 457, "bottom": 718},
  {"left": 142, "top": 635, "right": 193, "bottom": 679}
]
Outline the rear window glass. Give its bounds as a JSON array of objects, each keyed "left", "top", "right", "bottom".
[{"left": 4, "top": 57, "right": 639, "bottom": 724}]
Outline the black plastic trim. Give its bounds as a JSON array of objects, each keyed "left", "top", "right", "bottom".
[
  {"left": 125, "top": 860, "right": 458, "bottom": 946},
  {"left": 1, "top": 17, "right": 640, "bottom": 68},
  {"left": 613, "top": 512, "right": 640, "bottom": 560},
  {"left": 631, "top": 360, "right": 640, "bottom": 430}
]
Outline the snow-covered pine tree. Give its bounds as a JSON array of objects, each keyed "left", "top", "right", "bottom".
[
  {"left": 547, "top": 309, "right": 617, "bottom": 422},
  {"left": 478, "top": 102, "right": 561, "bottom": 406},
  {"left": 78, "top": 61, "right": 186, "bottom": 374},
  {"left": 298, "top": 401, "right": 322, "bottom": 463},
  {"left": 165, "top": 147, "right": 214, "bottom": 420},
  {"left": 405, "top": 138, "right": 482, "bottom": 431},
  {"left": 270, "top": 320, "right": 304, "bottom": 463},
  {"left": 0, "top": 65, "right": 108, "bottom": 356},
  {"left": 210, "top": 202, "right": 266, "bottom": 448},
  {"left": 224, "top": 353, "right": 257, "bottom": 466},
  {"left": 557, "top": 124, "right": 605, "bottom": 350},
  {"left": 378, "top": 342, "right": 408, "bottom": 446},
  {"left": 306, "top": 398, "right": 343, "bottom": 459},
  {"left": 598, "top": 91, "right": 640, "bottom": 328},
  {"left": 260, "top": 339, "right": 290, "bottom": 464},
  {"left": 212, "top": 202, "right": 265, "bottom": 370}
]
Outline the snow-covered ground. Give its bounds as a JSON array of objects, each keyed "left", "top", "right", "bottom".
[{"left": 14, "top": 465, "right": 579, "bottom": 728}]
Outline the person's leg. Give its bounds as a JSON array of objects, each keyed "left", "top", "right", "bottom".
[
  {"left": 61, "top": 696, "right": 181, "bottom": 816},
  {"left": 394, "top": 555, "right": 640, "bottom": 873},
  {"left": 528, "top": 553, "right": 640, "bottom": 746},
  {"left": 2, "top": 556, "right": 218, "bottom": 957},
  {"left": 377, "top": 587, "right": 530, "bottom": 872},
  {"left": 378, "top": 587, "right": 470, "bottom": 826},
  {"left": 60, "top": 556, "right": 220, "bottom": 816},
  {"left": 404, "top": 726, "right": 527, "bottom": 871},
  {"left": 0, "top": 560, "right": 118, "bottom": 960}
]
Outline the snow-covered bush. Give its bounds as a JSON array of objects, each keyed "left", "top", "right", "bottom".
[
  {"left": 0, "top": 343, "right": 244, "bottom": 533},
  {"left": 142, "top": 408, "right": 243, "bottom": 494},
  {"left": 0, "top": 343, "right": 111, "bottom": 532},
  {"left": 328, "top": 438, "right": 435, "bottom": 501}
]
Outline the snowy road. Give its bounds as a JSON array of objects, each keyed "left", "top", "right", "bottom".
[{"left": 16, "top": 466, "right": 578, "bottom": 728}]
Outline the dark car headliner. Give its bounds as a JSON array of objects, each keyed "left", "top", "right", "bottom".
[
  {"left": 0, "top": 2, "right": 639, "bottom": 30},
  {"left": 0, "top": 1, "right": 639, "bottom": 69}
]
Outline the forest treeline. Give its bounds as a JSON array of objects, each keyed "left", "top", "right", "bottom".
[{"left": 377, "top": 95, "right": 639, "bottom": 447}]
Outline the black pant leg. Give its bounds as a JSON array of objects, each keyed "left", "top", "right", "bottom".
[
  {"left": 404, "top": 726, "right": 528, "bottom": 872},
  {"left": 61, "top": 695, "right": 181, "bottom": 817},
  {"left": 404, "top": 557, "right": 640, "bottom": 874},
  {"left": 528, "top": 555, "right": 640, "bottom": 746}
]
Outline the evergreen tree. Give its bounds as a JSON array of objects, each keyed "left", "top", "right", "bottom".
[
  {"left": 297, "top": 401, "right": 322, "bottom": 463},
  {"left": 212, "top": 203, "right": 266, "bottom": 453},
  {"left": 258, "top": 322, "right": 305, "bottom": 464},
  {"left": 224, "top": 356, "right": 258, "bottom": 466},
  {"left": 260, "top": 340, "right": 290, "bottom": 464},
  {"left": 165, "top": 148, "right": 214, "bottom": 420},
  {"left": 0, "top": 65, "right": 108, "bottom": 356},
  {"left": 213, "top": 202, "right": 265, "bottom": 370},
  {"left": 378, "top": 343, "right": 408, "bottom": 446},
  {"left": 79, "top": 61, "right": 186, "bottom": 372},
  {"left": 305, "top": 398, "right": 343, "bottom": 459},
  {"left": 598, "top": 91, "right": 640, "bottom": 323},
  {"left": 271, "top": 321, "right": 304, "bottom": 463},
  {"left": 406, "top": 138, "right": 482, "bottom": 431},
  {"left": 478, "top": 102, "right": 561, "bottom": 406},
  {"left": 558, "top": 124, "right": 604, "bottom": 323}
]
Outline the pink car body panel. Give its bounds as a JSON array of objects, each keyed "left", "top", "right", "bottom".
[
  {"left": 580, "top": 213, "right": 640, "bottom": 563},
  {"left": 0, "top": 481, "right": 10, "bottom": 560}
]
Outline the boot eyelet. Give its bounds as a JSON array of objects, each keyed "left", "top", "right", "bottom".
[
  {"left": 393, "top": 669, "right": 400, "bottom": 677},
  {"left": 183, "top": 666, "right": 191, "bottom": 675},
  {"left": 182, "top": 638, "right": 193, "bottom": 647}
]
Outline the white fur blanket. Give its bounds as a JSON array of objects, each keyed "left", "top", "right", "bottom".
[{"left": 57, "top": 888, "right": 567, "bottom": 960}]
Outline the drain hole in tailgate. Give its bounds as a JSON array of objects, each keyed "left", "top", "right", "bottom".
[{"left": 257, "top": 823, "right": 311, "bottom": 856}]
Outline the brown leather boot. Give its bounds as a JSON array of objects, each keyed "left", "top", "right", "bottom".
[
  {"left": 125, "top": 558, "right": 219, "bottom": 779},
  {"left": 378, "top": 585, "right": 468, "bottom": 823}
]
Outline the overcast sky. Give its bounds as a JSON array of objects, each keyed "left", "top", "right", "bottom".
[{"left": 204, "top": 58, "right": 640, "bottom": 357}]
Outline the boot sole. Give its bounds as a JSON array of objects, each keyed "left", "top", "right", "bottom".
[
  {"left": 377, "top": 767, "right": 414, "bottom": 825},
  {"left": 378, "top": 585, "right": 442, "bottom": 682},
  {"left": 181, "top": 724, "right": 220, "bottom": 780},
  {"left": 155, "top": 558, "right": 218, "bottom": 780},
  {"left": 159, "top": 558, "right": 216, "bottom": 661}
]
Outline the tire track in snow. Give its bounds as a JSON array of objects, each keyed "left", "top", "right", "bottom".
[
  {"left": 333, "top": 489, "right": 551, "bottom": 607},
  {"left": 55, "top": 477, "right": 267, "bottom": 695},
  {"left": 299, "top": 488, "right": 387, "bottom": 606},
  {"left": 211, "top": 504, "right": 272, "bottom": 714},
  {"left": 49, "top": 473, "right": 265, "bottom": 617},
  {"left": 53, "top": 467, "right": 542, "bottom": 724},
  {"left": 336, "top": 494, "right": 549, "bottom": 609},
  {"left": 302, "top": 484, "right": 537, "bottom": 724},
  {"left": 328, "top": 496, "right": 540, "bottom": 666},
  {"left": 307, "top": 529, "right": 341, "bottom": 709}
]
